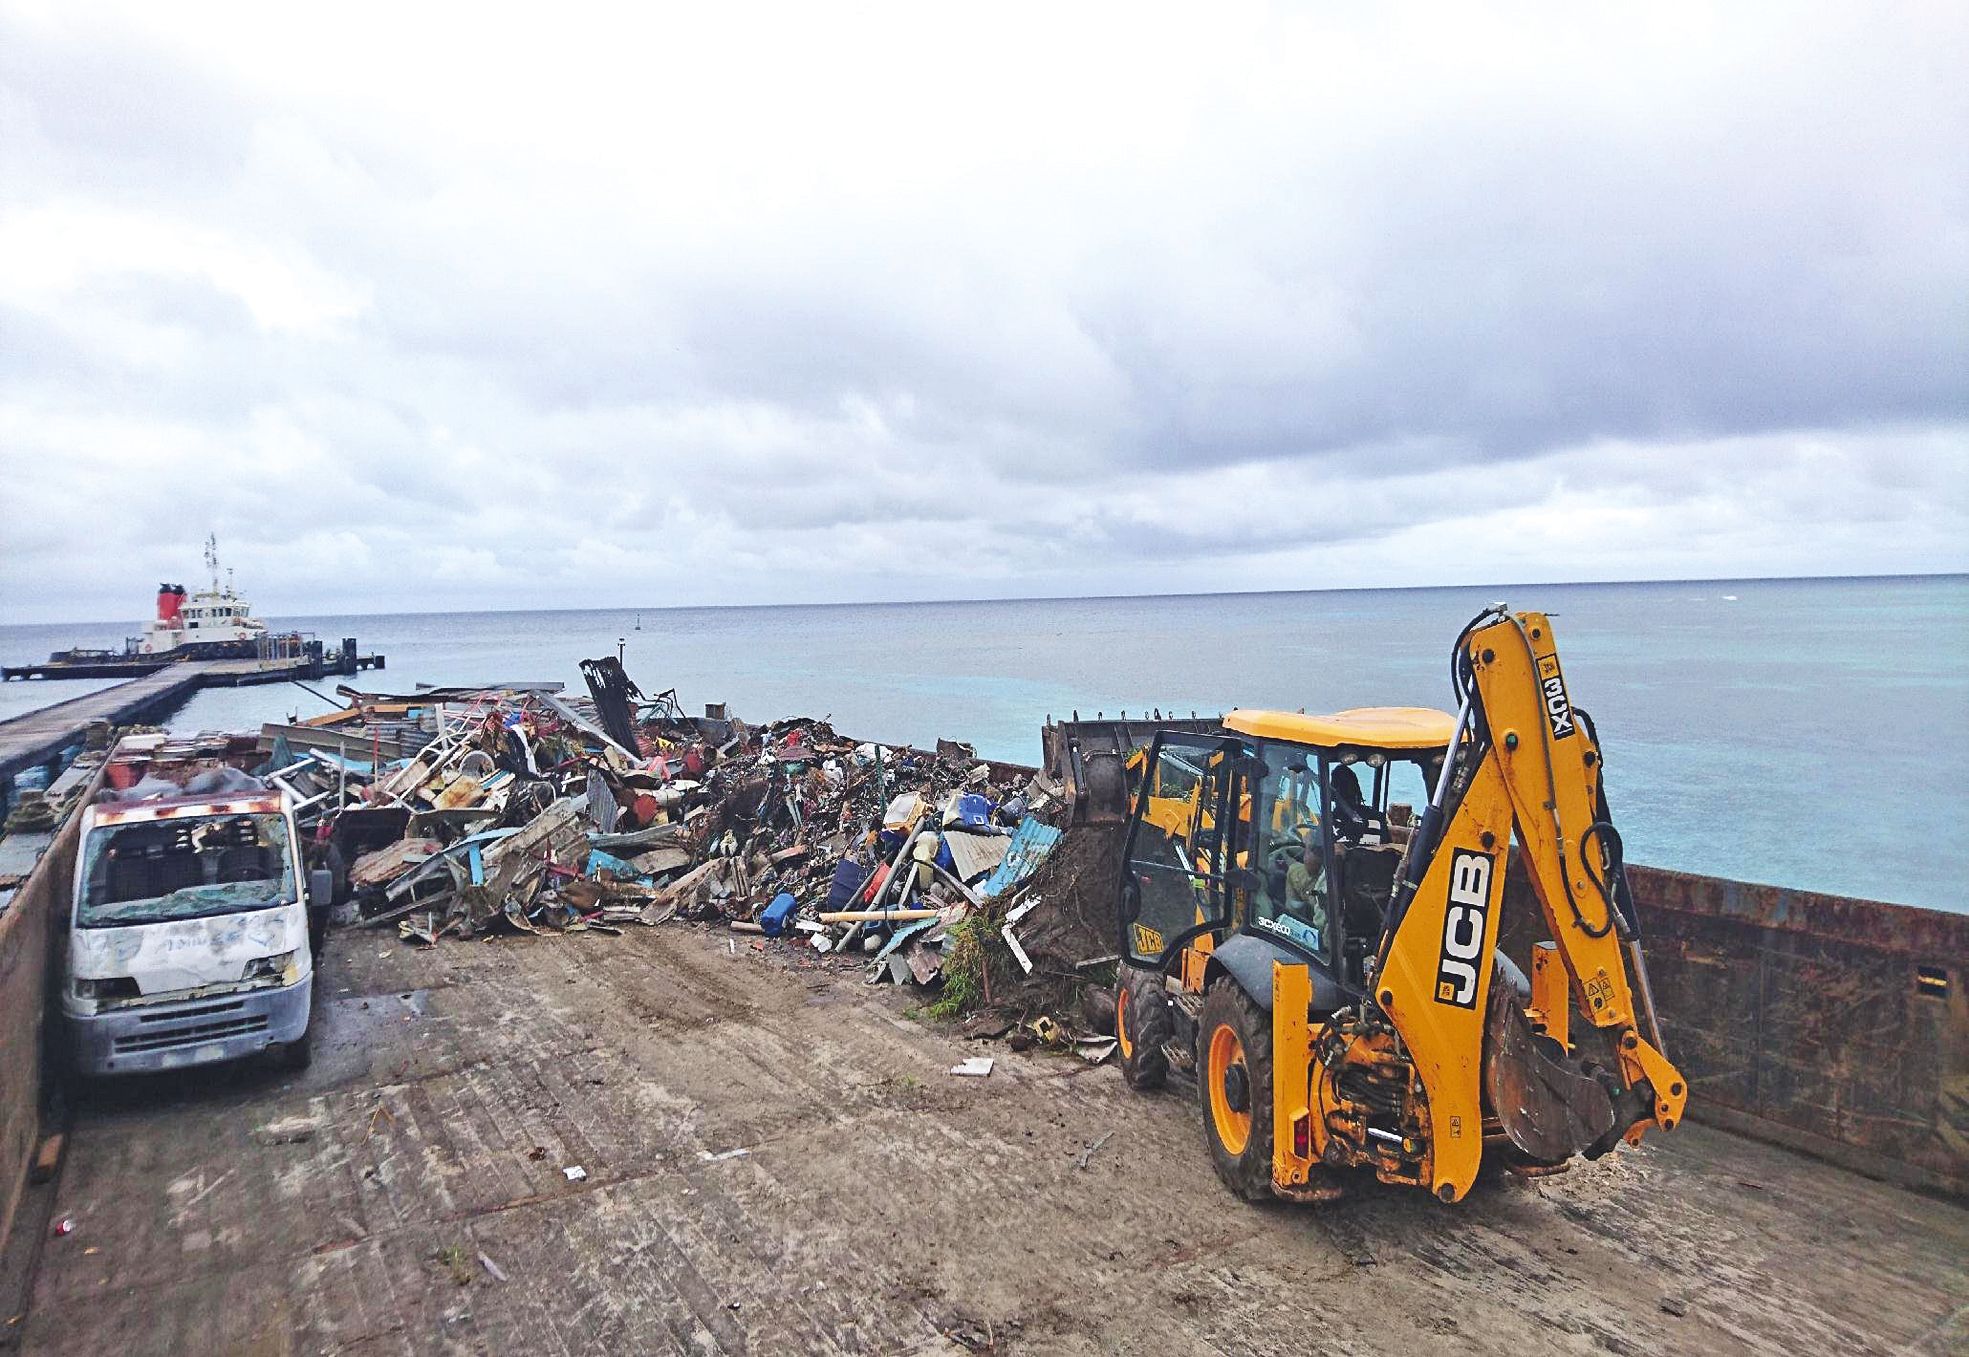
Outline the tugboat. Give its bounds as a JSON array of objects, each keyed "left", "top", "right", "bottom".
[
  {"left": 135, "top": 535, "right": 270, "bottom": 660},
  {"left": 3, "top": 536, "right": 386, "bottom": 682}
]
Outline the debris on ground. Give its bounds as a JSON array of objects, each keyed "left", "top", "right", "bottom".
[
  {"left": 1075, "top": 1131, "right": 1115, "bottom": 1169},
  {"left": 253, "top": 1116, "right": 319, "bottom": 1146},
  {"left": 265, "top": 662, "right": 1102, "bottom": 1020}
]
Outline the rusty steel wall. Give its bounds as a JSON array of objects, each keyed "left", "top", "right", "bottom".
[
  {"left": 0, "top": 787, "right": 89, "bottom": 1258},
  {"left": 1501, "top": 863, "right": 1969, "bottom": 1197}
]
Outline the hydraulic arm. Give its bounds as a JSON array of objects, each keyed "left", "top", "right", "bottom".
[{"left": 1370, "top": 606, "right": 1687, "bottom": 1200}]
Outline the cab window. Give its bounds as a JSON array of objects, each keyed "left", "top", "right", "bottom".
[
  {"left": 1247, "top": 742, "right": 1333, "bottom": 963},
  {"left": 1119, "top": 735, "right": 1248, "bottom": 969}
]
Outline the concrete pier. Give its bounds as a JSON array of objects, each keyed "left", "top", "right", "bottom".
[
  {"left": 0, "top": 665, "right": 208, "bottom": 788},
  {"left": 0, "top": 655, "right": 380, "bottom": 808}
]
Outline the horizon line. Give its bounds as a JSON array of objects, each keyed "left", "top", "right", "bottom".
[{"left": 4, "top": 567, "right": 1964, "bottom": 630}]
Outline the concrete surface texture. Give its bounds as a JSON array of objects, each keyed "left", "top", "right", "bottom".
[{"left": 22, "top": 925, "right": 1969, "bottom": 1356}]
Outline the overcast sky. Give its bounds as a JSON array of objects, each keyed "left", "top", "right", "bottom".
[{"left": 1, "top": 2, "right": 1964, "bottom": 624}]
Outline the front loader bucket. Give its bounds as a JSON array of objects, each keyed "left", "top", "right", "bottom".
[{"left": 1041, "top": 713, "right": 1223, "bottom": 823}]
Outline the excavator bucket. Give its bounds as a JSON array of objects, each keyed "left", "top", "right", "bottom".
[{"left": 1484, "top": 961, "right": 1615, "bottom": 1164}]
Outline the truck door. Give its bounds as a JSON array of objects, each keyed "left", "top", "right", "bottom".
[{"left": 1118, "top": 733, "right": 1255, "bottom": 972}]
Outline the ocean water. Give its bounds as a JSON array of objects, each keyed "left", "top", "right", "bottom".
[{"left": 4, "top": 576, "right": 1964, "bottom": 913}]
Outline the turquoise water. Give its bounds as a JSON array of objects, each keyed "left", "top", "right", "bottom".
[{"left": 4, "top": 576, "right": 1964, "bottom": 912}]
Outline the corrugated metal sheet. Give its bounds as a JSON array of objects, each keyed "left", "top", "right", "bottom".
[
  {"left": 980, "top": 817, "right": 1063, "bottom": 899},
  {"left": 944, "top": 829, "right": 1011, "bottom": 883}
]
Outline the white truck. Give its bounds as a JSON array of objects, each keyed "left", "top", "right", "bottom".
[{"left": 62, "top": 745, "right": 330, "bottom": 1076}]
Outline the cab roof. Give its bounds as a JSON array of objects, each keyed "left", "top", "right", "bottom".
[{"left": 1224, "top": 706, "right": 1457, "bottom": 751}]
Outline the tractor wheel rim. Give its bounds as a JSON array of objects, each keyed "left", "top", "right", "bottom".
[
  {"left": 1208, "top": 1024, "right": 1252, "bottom": 1155},
  {"left": 1116, "top": 995, "right": 1133, "bottom": 1058}
]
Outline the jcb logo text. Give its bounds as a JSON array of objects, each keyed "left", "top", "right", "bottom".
[{"left": 1434, "top": 849, "right": 1493, "bottom": 1009}]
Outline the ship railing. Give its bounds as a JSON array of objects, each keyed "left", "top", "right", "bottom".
[{"left": 256, "top": 632, "right": 320, "bottom": 662}]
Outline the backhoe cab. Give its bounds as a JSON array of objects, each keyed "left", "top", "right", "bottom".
[{"left": 1112, "top": 606, "right": 1687, "bottom": 1204}]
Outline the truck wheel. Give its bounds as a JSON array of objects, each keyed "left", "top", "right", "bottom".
[
  {"left": 1198, "top": 979, "right": 1275, "bottom": 1201},
  {"left": 1116, "top": 965, "right": 1172, "bottom": 1092},
  {"left": 279, "top": 1030, "right": 313, "bottom": 1072}
]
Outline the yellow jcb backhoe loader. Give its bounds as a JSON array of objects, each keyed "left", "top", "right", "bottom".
[{"left": 1112, "top": 605, "right": 1686, "bottom": 1202}]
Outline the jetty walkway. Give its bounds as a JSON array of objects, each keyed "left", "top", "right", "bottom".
[
  {"left": 0, "top": 664, "right": 207, "bottom": 786},
  {"left": 0, "top": 654, "right": 384, "bottom": 799}
]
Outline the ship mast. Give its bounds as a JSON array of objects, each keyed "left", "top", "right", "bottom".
[{"left": 204, "top": 533, "right": 220, "bottom": 594}]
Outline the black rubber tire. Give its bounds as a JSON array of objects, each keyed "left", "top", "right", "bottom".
[
  {"left": 278, "top": 1026, "right": 313, "bottom": 1072},
  {"left": 279, "top": 976, "right": 317, "bottom": 1072},
  {"left": 1116, "top": 965, "right": 1172, "bottom": 1092},
  {"left": 1197, "top": 979, "right": 1275, "bottom": 1201}
]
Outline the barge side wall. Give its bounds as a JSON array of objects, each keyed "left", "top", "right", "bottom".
[
  {"left": 1500, "top": 863, "right": 1968, "bottom": 1197},
  {"left": 0, "top": 777, "right": 92, "bottom": 1255}
]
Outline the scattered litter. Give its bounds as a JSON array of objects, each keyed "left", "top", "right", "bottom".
[
  {"left": 698, "top": 1147, "right": 752, "bottom": 1162},
  {"left": 960, "top": 1012, "right": 1015, "bottom": 1040},
  {"left": 562, "top": 1165, "right": 587, "bottom": 1182},
  {"left": 254, "top": 1115, "right": 319, "bottom": 1146},
  {"left": 479, "top": 1252, "right": 509, "bottom": 1283},
  {"left": 950, "top": 1056, "right": 995, "bottom": 1078},
  {"left": 1002, "top": 922, "right": 1035, "bottom": 975},
  {"left": 52, "top": 1217, "right": 75, "bottom": 1237},
  {"left": 1075, "top": 1036, "right": 1119, "bottom": 1064},
  {"left": 1076, "top": 1131, "right": 1114, "bottom": 1170}
]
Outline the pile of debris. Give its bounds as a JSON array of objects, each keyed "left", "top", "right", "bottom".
[{"left": 267, "top": 660, "right": 1077, "bottom": 1000}]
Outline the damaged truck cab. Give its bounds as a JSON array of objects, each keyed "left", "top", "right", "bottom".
[{"left": 63, "top": 749, "right": 329, "bottom": 1076}]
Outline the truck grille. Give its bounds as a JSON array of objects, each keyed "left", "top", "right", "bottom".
[{"left": 114, "top": 1001, "right": 269, "bottom": 1054}]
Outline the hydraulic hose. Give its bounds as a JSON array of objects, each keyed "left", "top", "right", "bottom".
[{"left": 1382, "top": 605, "right": 1505, "bottom": 948}]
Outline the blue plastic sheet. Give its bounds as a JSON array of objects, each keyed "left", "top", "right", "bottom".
[{"left": 584, "top": 848, "right": 644, "bottom": 879}]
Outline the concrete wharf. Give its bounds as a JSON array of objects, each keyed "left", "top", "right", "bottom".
[{"left": 0, "top": 655, "right": 381, "bottom": 801}]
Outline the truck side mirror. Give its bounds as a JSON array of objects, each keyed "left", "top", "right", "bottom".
[{"left": 308, "top": 868, "right": 333, "bottom": 906}]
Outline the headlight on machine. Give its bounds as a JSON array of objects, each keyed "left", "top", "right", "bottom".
[
  {"left": 73, "top": 976, "right": 141, "bottom": 1001},
  {"left": 242, "top": 951, "right": 299, "bottom": 983}
]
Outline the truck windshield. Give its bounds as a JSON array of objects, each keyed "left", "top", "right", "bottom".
[{"left": 78, "top": 813, "right": 294, "bottom": 928}]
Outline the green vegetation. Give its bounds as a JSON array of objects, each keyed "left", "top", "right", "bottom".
[
  {"left": 435, "top": 1243, "right": 473, "bottom": 1287},
  {"left": 926, "top": 910, "right": 1023, "bottom": 1019}
]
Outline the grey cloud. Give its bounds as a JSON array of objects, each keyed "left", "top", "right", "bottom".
[{"left": 1, "top": 3, "right": 1965, "bottom": 623}]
